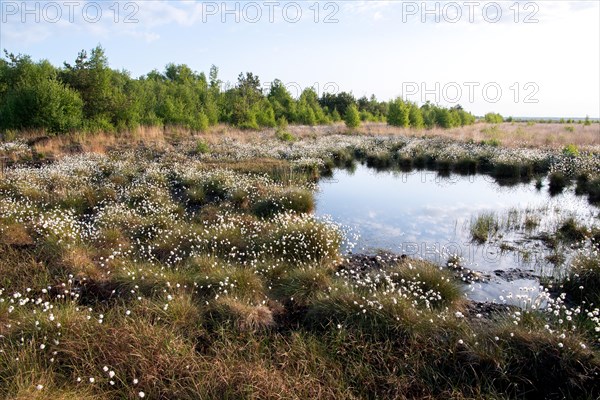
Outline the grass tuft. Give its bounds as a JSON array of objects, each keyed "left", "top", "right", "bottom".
[
  {"left": 204, "top": 297, "right": 274, "bottom": 332},
  {"left": 471, "top": 212, "right": 499, "bottom": 243}
]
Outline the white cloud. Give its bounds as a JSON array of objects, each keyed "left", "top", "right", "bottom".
[
  {"left": 342, "top": 1, "right": 393, "bottom": 14},
  {"left": 134, "top": 1, "right": 205, "bottom": 27},
  {"left": 0, "top": 0, "right": 196, "bottom": 45}
]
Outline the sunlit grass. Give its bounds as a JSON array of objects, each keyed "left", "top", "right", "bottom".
[{"left": 0, "top": 130, "right": 599, "bottom": 399}]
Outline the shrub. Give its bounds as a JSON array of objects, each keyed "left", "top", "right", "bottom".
[
  {"left": 274, "top": 117, "right": 296, "bottom": 142},
  {"left": 194, "top": 140, "right": 210, "bottom": 155},
  {"left": 562, "top": 144, "right": 579, "bottom": 157},
  {"left": 276, "top": 130, "right": 296, "bottom": 143},
  {"left": 585, "top": 178, "right": 600, "bottom": 204},
  {"left": 484, "top": 112, "right": 503, "bottom": 124},
  {"left": 202, "top": 176, "right": 228, "bottom": 200},
  {"left": 185, "top": 186, "right": 206, "bottom": 207}
]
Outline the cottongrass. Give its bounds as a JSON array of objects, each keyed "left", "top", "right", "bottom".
[{"left": 0, "top": 133, "right": 599, "bottom": 399}]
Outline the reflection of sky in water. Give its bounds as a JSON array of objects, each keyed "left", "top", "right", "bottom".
[{"left": 316, "top": 165, "right": 599, "bottom": 304}]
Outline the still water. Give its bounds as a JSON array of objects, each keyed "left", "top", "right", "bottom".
[{"left": 316, "top": 165, "right": 599, "bottom": 303}]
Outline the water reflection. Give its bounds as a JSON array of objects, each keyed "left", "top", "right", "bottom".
[{"left": 316, "top": 164, "right": 599, "bottom": 302}]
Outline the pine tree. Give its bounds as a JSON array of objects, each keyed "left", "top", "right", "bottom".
[{"left": 344, "top": 104, "right": 361, "bottom": 129}]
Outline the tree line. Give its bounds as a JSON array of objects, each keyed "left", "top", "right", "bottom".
[{"left": 0, "top": 46, "right": 477, "bottom": 135}]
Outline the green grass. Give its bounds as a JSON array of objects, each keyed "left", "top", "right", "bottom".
[
  {"left": 252, "top": 188, "right": 315, "bottom": 218},
  {"left": 470, "top": 212, "right": 499, "bottom": 243},
  {"left": 271, "top": 267, "right": 334, "bottom": 307},
  {"left": 1, "top": 135, "right": 599, "bottom": 400}
]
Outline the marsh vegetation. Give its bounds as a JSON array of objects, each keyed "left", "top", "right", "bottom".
[{"left": 0, "top": 124, "right": 599, "bottom": 399}]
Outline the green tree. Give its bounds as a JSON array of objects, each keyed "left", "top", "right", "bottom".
[
  {"left": 357, "top": 94, "right": 386, "bottom": 120},
  {"left": 344, "top": 104, "right": 361, "bottom": 128},
  {"left": 387, "top": 98, "right": 410, "bottom": 127},
  {"left": 331, "top": 108, "right": 341, "bottom": 122},
  {"left": 298, "top": 88, "right": 328, "bottom": 125},
  {"left": 435, "top": 108, "right": 452, "bottom": 128},
  {"left": 408, "top": 103, "right": 424, "bottom": 129},
  {"left": 267, "top": 79, "right": 297, "bottom": 122},
  {"left": 319, "top": 92, "right": 355, "bottom": 117},
  {"left": 420, "top": 102, "right": 436, "bottom": 128},
  {"left": 454, "top": 105, "right": 475, "bottom": 126},
  {"left": 0, "top": 47, "right": 483, "bottom": 136},
  {"left": 256, "top": 100, "right": 277, "bottom": 127},
  {"left": 62, "top": 46, "right": 114, "bottom": 130},
  {"left": 224, "top": 72, "right": 265, "bottom": 129},
  {"left": 0, "top": 52, "right": 83, "bottom": 134}
]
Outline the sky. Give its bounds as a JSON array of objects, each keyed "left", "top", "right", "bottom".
[{"left": 1, "top": 0, "right": 599, "bottom": 118}]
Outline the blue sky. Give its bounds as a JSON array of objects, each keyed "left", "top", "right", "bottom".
[{"left": 1, "top": 0, "right": 599, "bottom": 118}]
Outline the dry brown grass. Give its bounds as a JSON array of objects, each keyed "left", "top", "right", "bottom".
[
  {"left": 0, "top": 223, "right": 33, "bottom": 247},
  {"left": 0, "top": 246, "right": 51, "bottom": 294},
  {"left": 180, "top": 120, "right": 598, "bottom": 151},
  {"left": 200, "top": 357, "right": 349, "bottom": 400},
  {"left": 18, "top": 121, "right": 600, "bottom": 160},
  {"left": 206, "top": 297, "right": 275, "bottom": 332},
  {"left": 61, "top": 246, "right": 102, "bottom": 280},
  {"left": 296, "top": 122, "right": 600, "bottom": 150},
  {"left": 55, "top": 318, "right": 204, "bottom": 398}
]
